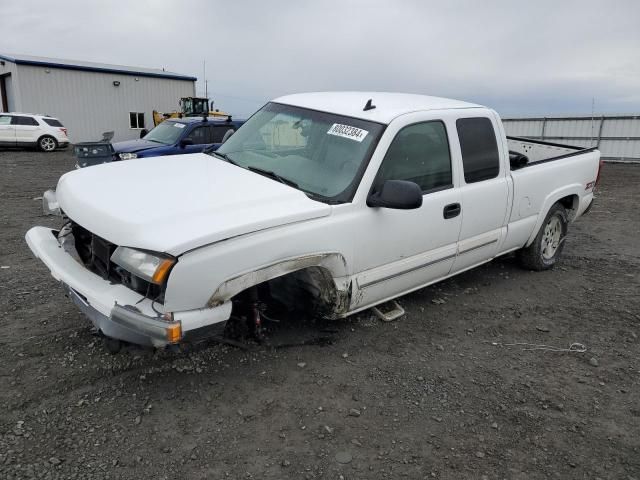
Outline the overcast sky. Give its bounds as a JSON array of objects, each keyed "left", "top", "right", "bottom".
[{"left": 2, "top": 0, "right": 639, "bottom": 118}]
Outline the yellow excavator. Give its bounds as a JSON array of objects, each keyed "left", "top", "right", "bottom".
[{"left": 152, "top": 97, "right": 229, "bottom": 126}]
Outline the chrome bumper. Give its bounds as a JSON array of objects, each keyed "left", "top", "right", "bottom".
[
  {"left": 64, "top": 285, "right": 180, "bottom": 347},
  {"left": 26, "top": 226, "right": 232, "bottom": 348}
]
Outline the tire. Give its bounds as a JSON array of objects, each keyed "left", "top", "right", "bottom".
[
  {"left": 38, "top": 135, "right": 58, "bottom": 152},
  {"left": 103, "top": 336, "right": 122, "bottom": 354},
  {"left": 517, "top": 203, "right": 568, "bottom": 271}
]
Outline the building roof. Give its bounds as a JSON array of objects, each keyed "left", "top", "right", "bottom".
[
  {"left": 274, "top": 91, "right": 484, "bottom": 124},
  {"left": 0, "top": 53, "right": 197, "bottom": 81},
  {"left": 166, "top": 116, "right": 244, "bottom": 124}
]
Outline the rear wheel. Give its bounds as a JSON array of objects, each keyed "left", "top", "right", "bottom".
[
  {"left": 517, "top": 203, "right": 568, "bottom": 271},
  {"left": 38, "top": 135, "right": 58, "bottom": 152}
]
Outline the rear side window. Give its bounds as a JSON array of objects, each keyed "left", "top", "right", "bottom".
[
  {"left": 376, "top": 121, "right": 452, "bottom": 193},
  {"left": 12, "top": 116, "right": 39, "bottom": 126},
  {"left": 210, "top": 125, "right": 235, "bottom": 143},
  {"left": 456, "top": 117, "right": 500, "bottom": 183},
  {"left": 186, "top": 125, "right": 210, "bottom": 144},
  {"left": 0, "top": 115, "right": 11, "bottom": 125},
  {"left": 43, "top": 118, "right": 63, "bottom": 127}
]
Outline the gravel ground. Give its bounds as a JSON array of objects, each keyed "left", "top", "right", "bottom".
[{"left": 0, "top": 148, "right": 639, "bottom": 480}]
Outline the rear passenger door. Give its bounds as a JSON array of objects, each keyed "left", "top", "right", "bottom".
[
  {"left": 12, "top": 116, "right": 41, "bottom": 144},
  {"left": 181, "top": 125, "right": 210, "bottom": 154},
  {"left": 0, "top": 115, "right": 15, "bottom": 145},
  {"left": 180, "top": 124, "right": 236, "bottom": 154},
  {"left": 450, "top": 115, "right": 509, "bottom": 273}
]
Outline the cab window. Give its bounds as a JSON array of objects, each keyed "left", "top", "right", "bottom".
[
  {"left": 456, "top": 117, "right": 500, "bottom": 183},
  {"left": 211, "top": 125, "right": 235, "bottom": 143},
  {"left": 375, "top": 121, "right": 452, "bottom": 193},
  {"left": 186, "top": 126, "right": 210, "bottom": 144}
]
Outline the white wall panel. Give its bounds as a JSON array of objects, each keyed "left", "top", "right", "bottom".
[
  {"left": 15, "top": 64, "right": 195, "bottom": 142},
  {"left": 503, "top": 115, "right": 640, "bottom": 162}
]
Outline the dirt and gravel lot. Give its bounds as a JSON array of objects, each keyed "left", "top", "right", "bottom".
[{"left": 0, "top": 148, "right": 638, "bottom": 480}]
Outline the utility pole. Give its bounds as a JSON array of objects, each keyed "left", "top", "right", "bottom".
[
  {"left": 203, "top": 60, "right": 207, "bottom": 98},
  {"left": 590, "top": 97, "right": 595, "bottom": 146}
]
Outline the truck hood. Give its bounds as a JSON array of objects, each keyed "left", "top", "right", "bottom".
[
  {"left": 112, "top": 139, "right": 164, "bottom": 154},
  {"left": 56, "top": 154, "right": 331, "bottom": 255}
]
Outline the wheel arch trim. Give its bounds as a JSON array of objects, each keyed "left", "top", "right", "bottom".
[
  {"left": 207, "top": 252, "right": 350, "bottom": 308},
  {"left": 525, "top": 185, "right": 579, "bottom": 247}
]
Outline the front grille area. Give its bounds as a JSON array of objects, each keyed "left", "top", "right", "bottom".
[
  {"left": 70, "top": 222, "right": 164, "bottom": 302},
  {"left": 72, "top": 223, "right": 115, "bottom": 279}
]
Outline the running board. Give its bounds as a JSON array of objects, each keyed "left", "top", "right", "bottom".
[{"left": 371, "top": 301, "right": 405, "bottom": 322}]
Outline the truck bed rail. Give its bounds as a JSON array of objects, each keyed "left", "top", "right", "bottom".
[{"left": 507, "top": 136, "right": 598, "bottom": 170}]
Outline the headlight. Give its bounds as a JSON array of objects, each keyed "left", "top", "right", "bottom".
[
  {"left": 118, "top": 152, "right": 138, "bottom": 160},
  {"left": 111, "top": 247, "right": 175, "bottom": 284}
]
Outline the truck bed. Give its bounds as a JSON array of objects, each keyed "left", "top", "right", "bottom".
[{"left": 507, "top": 136, "right": 597, "bottom": 170}]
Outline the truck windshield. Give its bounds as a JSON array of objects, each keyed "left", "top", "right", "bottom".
[
  {"left": 214, "top": 103, "right": 384, "bottom": 203},
  {"left": 143, "top": 121, "right": 187, "bottom": 145}
]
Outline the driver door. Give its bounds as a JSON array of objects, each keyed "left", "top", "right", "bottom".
[{"left": 351, "top": 118, "right": 462, "bottom": 310}]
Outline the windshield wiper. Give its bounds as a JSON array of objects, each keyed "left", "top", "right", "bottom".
[
  {"left": 246, "top": 166, "right": 299, "bottom": 189},
  {"left": 202, "top": 144, "right": 219, "bottom": 154},
  {"left": 206, "top": 151, "right": 298, "bottom": 189},
  {"left": 305, "top": 191, "right": 342, "bottom": 205},
  {"left": 208, "top": 150, "right": 240, "bottom": 166}
]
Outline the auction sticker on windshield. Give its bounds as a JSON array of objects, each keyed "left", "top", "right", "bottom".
[
  {"left": 174, "top": 123, "right": 186, "bottom": 128},
  {"left": 327, "top": 123, "right": 369, "bottom": 142}
]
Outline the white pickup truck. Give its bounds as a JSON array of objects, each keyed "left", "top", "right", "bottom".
[{"left": 26, "top": 92, "right": 602, "bottom": 349}]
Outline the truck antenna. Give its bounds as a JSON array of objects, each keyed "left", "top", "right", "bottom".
[{"left": 363, "top": 99, "right": 376, "bottom": 111}]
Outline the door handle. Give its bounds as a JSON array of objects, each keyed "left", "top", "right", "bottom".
[{"left": 443, "top": 203, "right": 461, "bottom": 219}]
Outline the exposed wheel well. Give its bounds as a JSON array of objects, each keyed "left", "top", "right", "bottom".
[
  {"left": 557, "top": 194, "right": 579, "bottom": 220},
  {"left": 230, "top": 266, "right": 347, "bottom": 320}
]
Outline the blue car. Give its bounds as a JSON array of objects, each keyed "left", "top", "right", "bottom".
[
  {"left": 74, "top": 116, "right": 244, "bottom": 168},
  {"left": 114, "top": 116, "right": 244, "bottom": 160}
]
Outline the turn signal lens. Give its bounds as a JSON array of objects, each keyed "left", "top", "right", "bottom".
[
  {"left": 152, "top": 258, "right": 176, "bottom": 284},
  {"left": 595, "top": 159, "right": 604, "bottom": 188},
  {"left": 166, "top": 322, "right": 182, "bottom": 343}
]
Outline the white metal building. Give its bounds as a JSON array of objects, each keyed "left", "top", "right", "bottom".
[
  {"left": 503, "top": 115, "right": 640, "bottom": 163},
  {"left": 0, "top": 53, "right": 196, "bottom": 143}
]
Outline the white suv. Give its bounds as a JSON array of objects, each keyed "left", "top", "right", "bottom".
[{"left": 0, "top": 113, "right": 69, "bottom": 152}]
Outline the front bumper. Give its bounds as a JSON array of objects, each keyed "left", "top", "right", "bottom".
[
  {"left": 64, "top": 284, "right": 177, "bottom": 347},
  {"left": 25, "top": 226, "right": 232, "bottom": 347}
]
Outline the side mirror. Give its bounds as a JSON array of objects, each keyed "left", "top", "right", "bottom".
[
  {"left": 367, "top": 180, "right": 423, "bottom": 210},
  {"left": 180, "top": 138, "right": 194, "bottom": 148}
]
